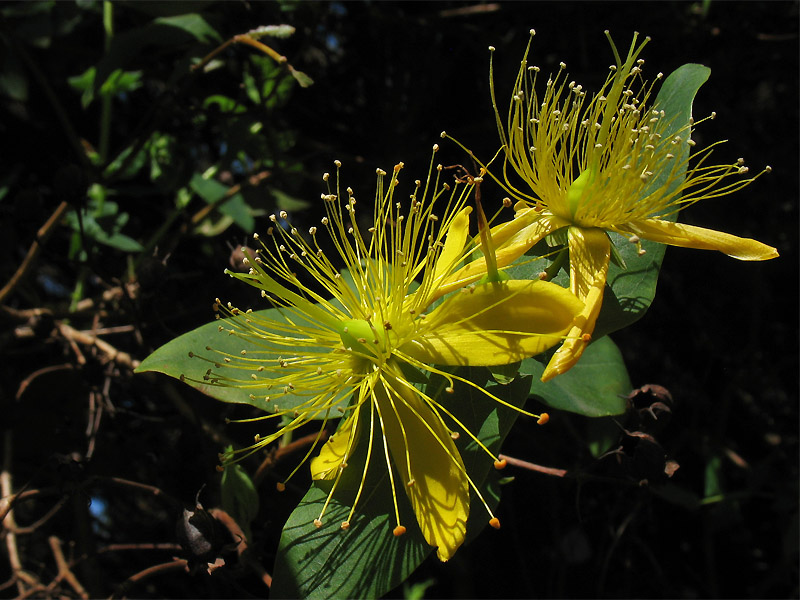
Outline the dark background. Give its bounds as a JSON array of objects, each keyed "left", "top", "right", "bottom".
[{"left": 1, "top": 1, "right": 797, "bottom": 598}]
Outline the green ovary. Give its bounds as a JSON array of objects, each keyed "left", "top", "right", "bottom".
[{"left": 338, "top": 319, "right": 389, "bottom": 359}]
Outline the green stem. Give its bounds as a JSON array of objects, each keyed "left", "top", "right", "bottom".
[{"left": 99, "top": 1, "right": 114, "bottom": 163}]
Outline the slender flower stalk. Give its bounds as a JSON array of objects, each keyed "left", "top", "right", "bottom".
[
  {"left": 188, "top": 146, "right": 583, "bottom": 561},
  {"left": 443, "top": 30, "right": 778, "bottom": 381}
]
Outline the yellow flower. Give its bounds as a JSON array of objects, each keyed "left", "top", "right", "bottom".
[
  {"left": 196, "top": 147, "right": 583, "bottom": 561},
  {"left": 443, "top": 30, "right": 778, "bottom": 381}
]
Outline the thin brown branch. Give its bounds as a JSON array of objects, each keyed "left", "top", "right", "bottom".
[
  {"left": 16, "top": 364, "right": 75, "bottom": 400},
  {"left": 97, "top": 543, "right": 182, "bottom": 554},
  {"left": 208, "top": 508, "right": 271, "bottom": 589},
  {"left": 11, "top": 496, "right": 69, "bottom": 535},
  {"left": 111, "top": 559, "right": 188, "bottom": 599},
  {"left": 57, "top": 322, "right": 138, "bottom": 370},
  {"left": 48, "top": 536, "right": 89, "bottom": 599},
  {"left": 0, "top": 201, "right": 70, "bottom": 305},
  {"left": 253, "top": 429, "right": 329, "bottom": 486},
  {"left": 498, "top": 454, "right": 568, "bottom": 478},
  {"left": 2, "top": 432, "right": 28, "bottom": 597}
]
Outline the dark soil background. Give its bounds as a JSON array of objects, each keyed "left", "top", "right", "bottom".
[{"left": 1, "top": 1, "right": 797, "bottom": 598}]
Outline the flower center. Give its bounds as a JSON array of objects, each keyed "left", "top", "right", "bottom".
[
  {"left": 564, "top": 166, "right": 597, "bottom": 223},
  {"left": 338, "top": 319, "right": 389, "bottom": 360}
]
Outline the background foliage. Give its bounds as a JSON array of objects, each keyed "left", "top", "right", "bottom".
[{"left": 1, "top": 1, "right": 797, "bottom": 598}]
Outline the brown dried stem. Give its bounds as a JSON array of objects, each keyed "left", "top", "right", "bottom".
[
  {"left": 0, "top": 201, "right": 70, "bottom": 305},
  {"left": 48, "top": 536, "right": 89, "bottom": 599}
]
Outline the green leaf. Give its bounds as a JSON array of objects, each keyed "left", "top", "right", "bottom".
[
  {"left": 136, "top": 307, "right": 348, "bottom": 415},
  {"left": 271, "top": 187, "right": 311, "bottom": 212},
  {"left": 64, "top": 193, "right": 145, "bottom": 253},
  {"left": 221, "top": 453, "right": 260, "bottom": 543},
  {"left": 270, "top": 369, "right": 529, "bottom": 599},
  {"left": 152, "top": 14, "right": 222, "bottom": 44},
  {"left": 203, "top": 94, "right": 246, "bottom": 114},
  {"left": 404, "top": 578, "right": 436, "bottom": 600},
  {"left": 189, "top": 173, "right": 255, "bottom": 233},
  {"left": 289, "top": 67, "right": 314, "bottom": 88},
  {"left": 599, "top": 63, "right": 711, "bottom": 335},
  {"left": 521, "top": 336, "right": 630, "bottom": 417}
]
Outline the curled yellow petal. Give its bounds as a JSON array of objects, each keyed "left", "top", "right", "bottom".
[
  {"left": 628, "top": 218, "right": 779, "bottom": 261},
  {"left": 432, "top": 206, "right": 472, "bottom": 284},
  {"left": 402, "top": 279, "right": 584, "bottom": 366},
  {"left": 433, "top": 212, "right": 566, "bottom": 301},
  {"left": 541, "top": 226, "right": 610, "bottom": 382},
  {"left": 377, "top": 367, "right": 468, "bottom": 561}
]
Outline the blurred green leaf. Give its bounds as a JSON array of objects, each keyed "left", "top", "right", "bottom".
[
  {"left": 271, "top": 369, "right": 529, "bottom": 599},
  {"left": 203, "top": 94, "right": 247, "bottom": 114},
  {"left": 0, "top": 55, "right": 29, "bottom": 101},
  {"left": 404, "top": 578, "right": 436, "bottom": 600},
  {"left": 271, "top": 188, "right": 310, "bottom": 212},
  {"left": 189, "top": 173, "right": 255, "bottom": 233},
  {"left": 289, "top": 67, "right": 314, "bottom": 88},
  {"left": 152, "top": 13, "right": 222, "bottom": 44},
  {"left": 521, "top": 336, "right": 630, "bottom": 417},
  {"left": 64, "top": 188, "right": 144, "bottom": 253},
  {"left": 221, "top": 453, "right": 260, "bottom": 544}
]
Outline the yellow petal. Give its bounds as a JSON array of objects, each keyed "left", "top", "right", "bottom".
[
  {"left": 431, "top": 206, "right": 472, "bottom": 285},
  {"left": 629, "top": 218, "right": 779, "bottom": 261},
  {"left": 377, "top": 366, "right": 468, "bottom": 561},
  {"left": 401, "top": 279, "right": 584, "bottom": 366},
  {"left": 433, "top": 212, "right": 566, "bottom": 301},
  {"left": 542, "top": 226, "right": 610, "bottom": 382},
  {"left": 310, "top": 410, "right": 359, "bottom": 481}
]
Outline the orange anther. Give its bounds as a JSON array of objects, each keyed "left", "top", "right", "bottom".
[
  {"left": 276, "top": 482, "right": 286, "bottom": 492},
  {"left": 393, "top": 525, "right": 407, "bottom": 537},
  {"left": 340, "top": 521, "right": 350, "bottom": 531},
  {"left": 494, "top": 459, "right": 507, "bottom": 470},
  {"left": 313, "top": 518, "right": 323, "bottom": 528},
  {"left": 537, "top": 413, "right": 550, "bottom": 425},
  {"left": 489, "top": 518, "right": 501, "bottom": 529},
  {"left": 581, "top": 333, "right": 592, "bottom": 342}
]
